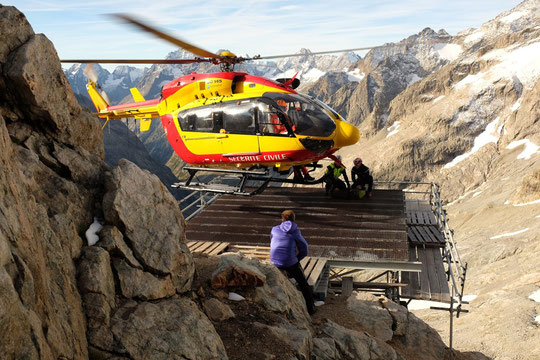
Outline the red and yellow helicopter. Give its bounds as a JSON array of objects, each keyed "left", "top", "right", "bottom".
[{"left": 62, "top": 14, "right": 368, "bottom": 195}]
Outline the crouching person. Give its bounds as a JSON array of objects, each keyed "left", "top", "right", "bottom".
[{"left": 270, "top": 210, "right": 315, "bottom": 315}]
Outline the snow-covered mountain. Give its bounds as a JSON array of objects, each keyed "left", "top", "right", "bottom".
[
  {"left": 64, "top": 49, "right": 361, "bottom": 104},
  {"left": 65, "top": 63, "right": 146, "bottom": 105}
]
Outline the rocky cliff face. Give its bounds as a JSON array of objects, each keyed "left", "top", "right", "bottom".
[{"left": 0, "top": 5, "right": 483, "bottom": 360}]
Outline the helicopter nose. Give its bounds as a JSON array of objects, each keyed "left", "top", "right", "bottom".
[{"left": 333, "top": 120, "right": 360, "bottom": 148}]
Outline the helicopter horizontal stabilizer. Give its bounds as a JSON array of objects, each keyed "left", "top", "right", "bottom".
[
  {"left": 140, "top": 118, "right": 152, "bottom": 132},
  {"left": 130, "top": 87, "right": 146, "bottom": 102}
]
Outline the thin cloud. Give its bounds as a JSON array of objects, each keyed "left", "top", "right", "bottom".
[{"left": 9, "top": 0, "right": 523, "bottom": 63}]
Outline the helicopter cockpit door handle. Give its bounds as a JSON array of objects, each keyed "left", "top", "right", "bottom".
[{"left": 216, "top": 129, "right": 228, "bottom": 139}]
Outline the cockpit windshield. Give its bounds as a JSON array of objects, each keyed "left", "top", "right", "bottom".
[{"left": 262, "top": 92, "right": 337, "bottom": 137}]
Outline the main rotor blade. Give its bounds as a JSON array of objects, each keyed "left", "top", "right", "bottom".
[
  {"left": 255, "top": 46, "right": 381, "bottom": 60},
  {"left": 60, "top": 59, "right": 213, "bottom": 64},
  {"left": 111, "top": 14, "right": 221, "bottom": 60}
]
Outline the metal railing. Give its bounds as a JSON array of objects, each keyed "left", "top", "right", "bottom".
[
  {"left": 429, "top": 183, "right": 467, "bottom": 308},
  {"left": 374, "top": 181, "right": 467, "bottom": 308},
  {"left": 179, "top": 190, "right": 221, "bottom": 222}
]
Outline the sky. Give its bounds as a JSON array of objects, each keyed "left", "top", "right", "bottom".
[{"left": 6, "top": 0, "right": 523, "bottom": 70}]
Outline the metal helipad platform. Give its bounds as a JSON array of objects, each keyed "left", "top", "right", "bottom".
[{"left": 186, "top": 187, "right": 408, "bottom": 261}]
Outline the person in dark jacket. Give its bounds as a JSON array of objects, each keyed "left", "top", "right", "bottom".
[
  {"left": 351, "top": 157, "right": 373, "bottom": 197},
  {"left": 270, "top": 210, "right": 315, "bottom": 315}
]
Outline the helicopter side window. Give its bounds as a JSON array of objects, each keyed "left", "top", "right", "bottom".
[
  {"left": 257, "top": 104, "right": 292, "bottom": 136},
  {"left": 222, "top": 102, "right": 256, "bottom": 134},
  {"left": 178, "top": 105, "right": 219, "bottom": 133}
]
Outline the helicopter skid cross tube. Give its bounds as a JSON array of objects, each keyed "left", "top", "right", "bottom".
[
  {"left": 172, "top": 165, "right": 325, "bottom": 196},
  {"left": 172, "top": 166, "right": 273, "bottom": 196}
]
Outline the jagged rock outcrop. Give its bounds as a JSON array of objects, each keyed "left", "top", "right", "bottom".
[
  {"left": 0, "top": 5, "right": 105, "bottom": 359},
  {"left": 306, "top": 27, "right": 458, "bottom": 130}
]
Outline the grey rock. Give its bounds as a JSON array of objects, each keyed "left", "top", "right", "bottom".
[
  {"left": 346, "top": 292, "right": 394, "bottom": 341},
  {"left": 113, "top": 258, "right": 176, "bottom": 300},
  {"left": 380, "top": 296, "right": 409, "bottom": 336},
  {"left": 254, "top": 322, "right": 312, "bottom": 360},
  {"left": 321, "top": 319, "right": 398, "bottom": 360},
  {"left": 102, "top": 159, "right": 194, "bottom": 293},
  {"left": 78, "top": 246, "right": 115, "bottom": 301},
  {"left": 202, "top": 298, "right": 235, "bottom": 321},
  {"left": 98, "top": 225, "right": 142, "bottom": 269},
  {"left": 312, "top": 337, "right": 338, "bottom": 360},
  {"left": 250, "top": 259, "right": 312, "bottom": 329},
  {"left": 111, "top": 298, "right": 228, "bottom": 360},
  {"left": 0, "top": 5, "right": 34, "bottom": 63},
  {"left": 5, "top": 32, "right": 103, "bottom": 156}
]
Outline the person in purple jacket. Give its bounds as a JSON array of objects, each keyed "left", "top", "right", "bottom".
[{"left": 270, "top": 209, "right": 315, "bottom": 315}]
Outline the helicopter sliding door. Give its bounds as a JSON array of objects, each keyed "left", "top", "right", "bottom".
[
  {"left": 177, "top": 100, "right": 259, "bottom": 162},
  {"left": 218, "top": 100, "right": 259, "bottom": 157}
]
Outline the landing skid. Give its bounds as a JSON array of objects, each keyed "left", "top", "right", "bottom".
[{"left": 172, "top": 165, "right": 324, "bottom": 196}]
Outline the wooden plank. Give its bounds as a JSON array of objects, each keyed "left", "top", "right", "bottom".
[
  {"left": 416, "top": 226, "right": 433, "bottom": 244},
  {"left": 425, "top": 248, "right": 441, "bottom": 301},
  {"left": 191, "top": 241, "right": 209, "bottom": 253},
  {"left": 208, "top": 242, "right": 230, "bottom": 255},
  {"left": 204, "top": 241, "right": 222, "bottom": 254},
  {"left": 307, "top": 259, "right": 327, "bottom": 287},
  {"left": 230, "top": 245, "right": 271, "bottom": 250},
  {"left": 187, "top": 241, "right": 204, "bottom": 251},
  {"left": 432, "top": 248, "right": 451, "bottom": 302},
  {"left": 342, "top": 276, "right": 353, "bottom": 297},
  {"left": 427, "top": 226, "right": 444, "bottom": 244},
  {"left": 409, "top": 246, "right": 421, "bottom": 297},
  {"left": 417, "top": 247, "right": 431, "bottom": 298},
  {"left": 195, "top": 241, "right": 216, "bottom": 253},
  {"left": 304, "top": 258, "right": 318, "bottom": 280},
  {"left": 410, "top": 226, "right": 425, "bottom": 244},
  {"left": 300, "top": 257, "right": 310, "bottom": 268}
]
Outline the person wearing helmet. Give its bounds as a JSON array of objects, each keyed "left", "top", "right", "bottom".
[
  {"left": 323, "top": 155, "right": 350, "bottom": 195},
  {"left": 351, "top": 157, "right": 373, "bottom": 197}
]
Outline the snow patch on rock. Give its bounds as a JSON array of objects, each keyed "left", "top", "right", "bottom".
[
  {"left": 433, "top": 43, "right": 462, "bottom": 61},
  {"left": 386, "top": 121, "right": 400, "bottom": 138},
  {"left": 506, "top": 139, "right": 539, "bottom": 160},
  {"left": 85, "top": 217, "right": 103, "bottom": 246},
  {"left": 529, "top": 289, "right": 540, "bottom": 303},
  {"left": 433, "top": 95, "right": 445, "bottom": 103},
  {"left": 443, "top": 118, "right": 500, "bottom": 169},
  {"left": 464, "top": 31, "right": 485, "bottom": 45},
  {"left": 500, "top": 11, "right": 526, "bottom": 24},
  {"left": 490, "top": 228, "right": 529, "bottom": 240},
  {"left": 346, "top": 68, "right": 365, "bottom": 82}
]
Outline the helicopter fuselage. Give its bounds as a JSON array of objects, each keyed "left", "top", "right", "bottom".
[{"left": 92, "top": 71, "right": 360, "bottom": 172}]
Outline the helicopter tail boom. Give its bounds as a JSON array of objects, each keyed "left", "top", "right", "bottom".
[{"left": 87, "top": 80, "right": 160, "bottom": 131}]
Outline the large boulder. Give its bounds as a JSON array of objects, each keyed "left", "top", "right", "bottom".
[
  {"left": 102, "top": 159, "right": 194, "bottom": 293},
  {"left": 320, "top": 319, "right": 399, "bottom": 360},
  {"left": 211, "top": 252, "right": 266, "bottom": 288},
  {"left": 4, "top": 32, "right": 103, "bottom": 156},
  {"left": 111, "top": 298, "right": 228, "bottom": 360},
  {"left": 346, "top": 292, "right": 394, "bottom": 341}
]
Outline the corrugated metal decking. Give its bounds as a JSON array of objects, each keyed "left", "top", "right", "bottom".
[{"left": 187, "top": 187, "right": 408, "bottom": 261}]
